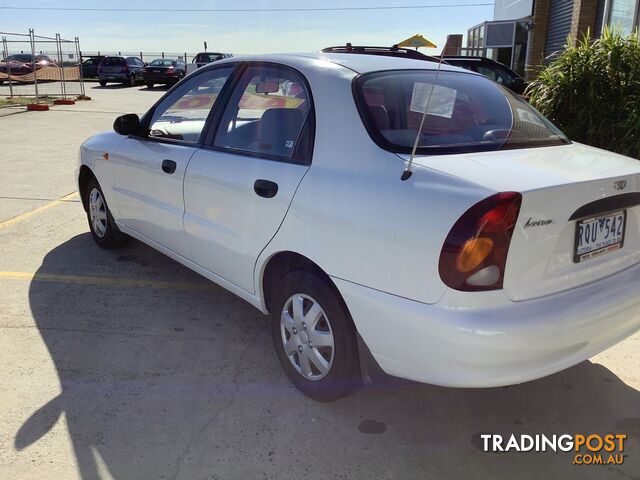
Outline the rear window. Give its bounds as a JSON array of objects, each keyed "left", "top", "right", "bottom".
[
  {"left": 354, "top": 70, "right": 569, "bottom": 155},
  {"left": 149, "top": 59, "right": 175, "bottom": 67},
  {"left": 196, "top": 53, "right": 224, "bottom": 63},
  {"left": 102, "top": 57, "right": 124, "bottom": 65}
]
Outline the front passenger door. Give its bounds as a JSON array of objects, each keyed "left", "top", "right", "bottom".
[{"left": 112, "top": 65, "right": 236, "bottom": 258}]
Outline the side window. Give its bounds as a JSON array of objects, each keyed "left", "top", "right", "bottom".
[
  {"left": 148, "top": 66, "right": 235, "bottom": 144},
  {"left": 213, "top": 64, "right": 313, "bottom": 163}
]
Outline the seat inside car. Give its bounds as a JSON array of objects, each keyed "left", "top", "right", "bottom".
[{"left": 249, "top": 108, "right": 304, "bottom": 157}]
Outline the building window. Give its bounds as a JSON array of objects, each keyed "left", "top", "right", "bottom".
[{"left": 608, "top": 0, "right": 637, "bottom": 35}]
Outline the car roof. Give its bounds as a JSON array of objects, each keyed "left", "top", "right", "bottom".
[{"left": 211, "top": 52, "right": 471, "bottom": 75}]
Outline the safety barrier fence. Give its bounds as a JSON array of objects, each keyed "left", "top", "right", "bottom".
[{"left": 1, "top": 29, "right": 85, "bottom": 106}]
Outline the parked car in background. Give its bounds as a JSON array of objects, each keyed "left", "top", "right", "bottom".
[
  {"left": 437, "top": 56, "right": 528, "bottom": 95},
  {"left": 7, "top": 53, "right": 57, "bottom": 70},
  {"left": 81, "top": 56, "right": 104, "bottom": 78},
  {"left": 193, "top": 51, "right": 233, "bottom": 68},
  {"left": 0, "top": 54, "right": 58, "bottom": 84},
  {"left": 0, "top": 59, "right": 32, "bottom": 84},
  {"left": 78, "top": 52, "right": 640, "bottom": 402},
  {"left": 142, "top": 58, "right": 186, "bottom": 88},
  {"left": 97, "top": 56, "right": 145, "bottom": 87}
]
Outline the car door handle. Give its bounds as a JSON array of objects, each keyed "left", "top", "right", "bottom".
[
  {"left": 162, "top": 159, "right": 177, "bottom": 174},
  {"left": 254, "top": 179, "right": 278, "bottom": 198}
]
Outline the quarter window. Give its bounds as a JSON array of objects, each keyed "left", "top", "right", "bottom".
[
  {"left": 214, "top": 64, "right": 313, "bottom": 163},
  {"left": 147, "top": 66, "right": 235, "bottom": 144}
]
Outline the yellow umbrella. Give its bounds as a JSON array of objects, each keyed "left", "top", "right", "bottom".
[{"left": 397, "top": 34, "right": 437, "bottom": 50}]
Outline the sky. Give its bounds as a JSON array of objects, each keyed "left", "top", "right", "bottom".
[{"left": 0, "top": 1, "right": 495, "bottom": 55}]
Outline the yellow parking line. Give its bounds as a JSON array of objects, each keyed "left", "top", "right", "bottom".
[
  {"left": 0, "top": 271, "right": 215, "bottom": 292},
  {"left": 0, "top": 191, "right": 79, "bottom": 230}
]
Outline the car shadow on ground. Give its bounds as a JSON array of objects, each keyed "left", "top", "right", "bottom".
[
  {"left": 90, "top": 84, "right": 141, "bottom": 90},
  {"left": 17, "top": 234, "right": 640, "bottom": 479},
  {"left": 139, "top": 85, "right": 172, "bottom": 92}
]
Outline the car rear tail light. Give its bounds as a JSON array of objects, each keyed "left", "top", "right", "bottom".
[
  {"left": 439, "top": 192, "right": 522, "bottom": 291},
  {"left": 142, "top": 67, "right": 148, "bottom": 73},
  {"left": 121, "top": 64, "right": 129, "bottom": 73},
  {"left": 166, "top": 67, "right": 175, "bottom": 75}
]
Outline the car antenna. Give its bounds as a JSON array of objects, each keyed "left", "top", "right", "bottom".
[{"left": 401, "top": 38, "right": 450, "bottom": 181}]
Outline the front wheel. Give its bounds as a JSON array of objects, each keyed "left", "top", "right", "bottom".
[
  {"left": 270, "top": 271, "right": 361, "bottom": 401},
  {"left": 84, "top": 177, "right": 129, "bottom": 249},
  {"left": 146, "top": 81, "right": 154, "bottom": 89},
  {"left": 99, "top": 80, "right": 107, "bottom": 87}
]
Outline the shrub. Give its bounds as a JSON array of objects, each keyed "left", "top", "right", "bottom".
[{"left": 527, "top": 28, "right": 640, "bottom": 159}]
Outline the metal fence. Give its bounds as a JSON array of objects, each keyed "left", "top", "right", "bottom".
[
  {"left": 80, "top": 51, "right": 200, "bottom": 65},
  {"left": 1, "top": 29, "right": 85, "bottom": 105}
]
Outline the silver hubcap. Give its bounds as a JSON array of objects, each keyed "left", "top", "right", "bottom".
[
  {"left": 280, "top": 294, "right": 335, "bottom": 381},
  {"left": 88, "top": 188, "right": 108, "bottom": 238}
]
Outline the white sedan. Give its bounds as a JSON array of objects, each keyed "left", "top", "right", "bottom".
[{"left": 77, "top": 52, "right": 640, "bottom": 401}]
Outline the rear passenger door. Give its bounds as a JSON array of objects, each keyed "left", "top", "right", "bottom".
[{"left": 184, "top": 62, "right": 314, "bottom": 294}]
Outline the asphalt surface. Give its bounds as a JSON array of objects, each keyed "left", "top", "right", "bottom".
[{"left": 0, "top": 85, "right": 639, "bottom": 480}]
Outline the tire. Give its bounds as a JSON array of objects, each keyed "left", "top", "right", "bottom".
[
  {"left": 270, "top": 271, "right": 361, "bottom": 401},
  {"left": 84, "top": 177, "right": 129, "bottom": 249},
  {"left": 127, "top": 74, "right": 135, "bottom": 87},
  {"left": 146, "top": 82, "right": 154, "bottom": 89},
  {"left": 99, "top": 80, "right": 107, "bottom": 87}
]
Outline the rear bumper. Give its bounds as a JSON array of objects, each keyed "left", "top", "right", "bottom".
[
  {"left": 98, "top": 73, "right": 128, "bottom": 82},
  {"left": 332, "top": 261, "right": 640, "bottom": 387},
  {"left": 143, "top": 74, "right": 178, "bottom": 84}
]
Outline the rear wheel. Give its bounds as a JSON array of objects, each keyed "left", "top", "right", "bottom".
[
  {"left": 84, "top": 177, "right": 129, "bottom": 249},
  {"left": 270, "top": 271, "right": 360, "bottom": 401},
  {"left": 99, "top": 80, "right": 107, "bottom": 87},
  {"left": 146, "top": 82, "right": 154, "bottom": 89},
  {"left": 127, "top": 74, "right": 135, "bottom": 87}
]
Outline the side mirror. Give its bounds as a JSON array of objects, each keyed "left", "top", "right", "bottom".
[{"left": 113, "top": 113, "right": 142, "bottom": 136}]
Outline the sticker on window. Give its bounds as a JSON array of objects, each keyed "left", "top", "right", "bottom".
[{"left": 410, "top": 82, "right": 457, "bottom": 119}]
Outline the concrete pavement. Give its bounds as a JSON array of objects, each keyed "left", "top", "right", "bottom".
[{"left": 0, "top": 86, "right": 639, "bottom": 480}]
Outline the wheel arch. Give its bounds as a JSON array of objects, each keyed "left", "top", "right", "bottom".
[
  {"left": 78, "top": 165, "right": 97, "bottom": 212},
  {"left": 260, "top": 251, "right": 347, "bottom": 317}
]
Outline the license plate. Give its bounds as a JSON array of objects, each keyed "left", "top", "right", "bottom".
[
  {"left": 574, "top": 210, "right": 626, "bottom": 263},
  {"left": 152, "top": 69, "right": 161, "bottom": 73}
]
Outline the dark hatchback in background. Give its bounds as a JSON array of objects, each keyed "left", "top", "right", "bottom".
[
  {"left": 81, "top": 56, "right": 104, "bottom": 78},
  {"left": 142, "top": 58, "right": 186, "bottom": 88},
  {"left": 437, "top": 56, "right": 528, "bottom": 95},
  {"left": 97, "top": 56, "right": 145, "bottom": 87}
]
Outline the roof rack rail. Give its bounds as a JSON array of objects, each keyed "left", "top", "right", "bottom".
[{"left": 321, "top": 44, "right": 441, "bottom": 63}]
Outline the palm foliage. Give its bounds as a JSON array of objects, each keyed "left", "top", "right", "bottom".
[{"left": 527, "top": 28, "right": 640, "bottom": 159}]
